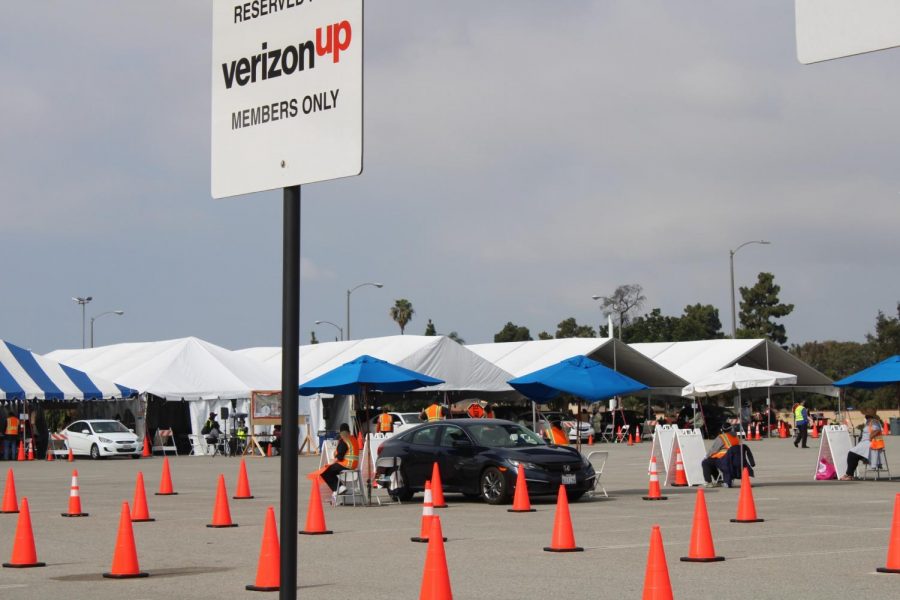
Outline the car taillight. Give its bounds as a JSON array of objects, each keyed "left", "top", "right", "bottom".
[{"left": 377, "top": 445, "right": 383, "bottom": 456}]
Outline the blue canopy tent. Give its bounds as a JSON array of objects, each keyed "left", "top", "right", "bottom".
[
  {"left": 834, "top": 356, "right": 900, "bottom": 420},
  {"left": 508, "top": 355, "right": 649, "bottom": 449},
  {"left": 299, "top": 354, "right": 444, "bottom": 503}
]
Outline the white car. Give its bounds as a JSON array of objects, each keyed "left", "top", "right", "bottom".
[
  {"left": 63, "top": 419, "right": 143, "bottom": 459},
  {"left": 368, "top": 411, "right": 424, "bottom": 434}
]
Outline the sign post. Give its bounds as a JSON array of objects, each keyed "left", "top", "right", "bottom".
[{"left": 212, "top": 3, "right": 362, "bottom": 598}]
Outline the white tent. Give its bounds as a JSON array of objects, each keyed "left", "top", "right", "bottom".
[
  {"left": 467, "top": 338, "right": 687, "bottom": 391},
  {"left": 631, "top": 339, "right": 836, "bottom": 396},
  {"left": 239, "top": 335, "right": 516, "bottom": 393},
  {"left": 682, "top": 365, "right": 798, "bottom": 397},
  {"left": 47, "top": 337, "right": 281, "bottom": 440}
]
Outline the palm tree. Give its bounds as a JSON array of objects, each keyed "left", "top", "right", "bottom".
[{"left": 389, "top": 299, "right": 415, "bottom": 334}]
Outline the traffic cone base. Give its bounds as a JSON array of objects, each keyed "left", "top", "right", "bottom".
[
  {"left": 300, "top": 529, "right": 333, "bottom": 536},
  {"left": 730, "top": 517, "right": 764, "bottom": 523},
  {"left": 103, "top": 571, "right": 149, "bottom": 579},
  {"left": 680, "top": 555, "right": 724, "bottom": 562},
  {"left": 131, "top": 517, "right": 156, "bottom": 522},
  {"left": 543, "top": 546, "right": 583, "bottom": 552},
  {"left": 154, "top": 492, "right": 178, "bottom": 496},
  {"left": 207, "top": 523, "right": 238, "bottom": 528},
  {"left": 507, "top": 507, "right": 536, "bottom": 513},
  {"left": 246, "top": 584, "right": 278, "bottom": 591},
  {"left": 61, "top": 511, "right": 89, "bottom": 517},
  {"left": 233, "top": 495, "right": 254, "bottom": 499},
  {"left": 643, "top": 495, "right": 669, "bottom": 501},
  {"left": 876, "top": 567, "right": 900, "bottom": 573},
  {"left": 411, "top": 534, "right": 447, "bottom": 543},
  {"left": 3, "top": 561, "right": 46, "bottom": 568}
]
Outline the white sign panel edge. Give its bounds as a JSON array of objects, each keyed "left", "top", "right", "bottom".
[
  {"left": 796, "top": 0, "right": 900, "bottom": 64},
  {"left": 211, "top": 0, "right": 363, "bottom": 198}
]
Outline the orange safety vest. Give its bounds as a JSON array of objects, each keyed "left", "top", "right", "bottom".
[
  {"left": 5, "top": 416, "right": 19, "bottom": 436},
  {"left": 869, "top": 421, "right": 885, "bottom": 451},
  {"left": 711, "top": 433, "right": 740, "bottom": 458},
  {"left": 485, "top": 409, "right": 495, "bottom": 419},
  {"left": 336, "top": 433, "right": 360, "bottom": 470},
  {"left": 467, "top": 404, "right": 485, "bottom": 418},
  {"left": 378, "top": 413, "right": 393, "bottom": 433},
  {"left": 547, "top": 425, "right": 568, "bottom": 446},
  {"left": 425, "top": 404, "right": 444, "bottom": 422}
]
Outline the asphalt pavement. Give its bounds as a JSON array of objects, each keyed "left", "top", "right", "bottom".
[{"left": 0, "top": 435, "right": 897, "bottom": 599}]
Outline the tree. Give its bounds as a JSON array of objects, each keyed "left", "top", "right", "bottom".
[
  {"left": 791, "top": 340, "right": 873, "bottom": 382},
  {"left": 867, "top": 302, "right": 900, "bottom": 360},
  {"left": 309, "top": 331, "right": 319, "bottom": 345},
  {"left": 595, "top": 284, "right": 646, "bottom": 339},
  {"left": 389, "top": 299, "right": 415, "bottom": 334},
  {"left": 537, "top": 331, "right": 553, "bottom": 340},
  {"left": 424, "top": 319, "right": 437, "bottom": 336},
  {"left": 622, "top": 309, "right": 677, "bottom": 343},
  {"left": 447, "top": 331, "right": 465, "bottom": 344},
  {"left": 555, "top": 317, "right": 596, "bottom": 338},
  {"left": 674, "top": 304, "right": 724, "bottom": 341},
  {"left": 737, "top": 272, "right": 794, "bottom": 347},
  {"left": 494, "top": 321, "right": 533, "bottom": 342}
]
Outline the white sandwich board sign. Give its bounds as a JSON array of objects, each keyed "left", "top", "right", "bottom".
[
  {"left": 212, "top": 0, "right": 363, "bottom": 198},
  {"left": 796, "top": 0, "right": 900, "bottom": 64},
  {"left": 816, "top": 425, "right": 853, "bottom": 480},
  {"left": 667, "top": 428, "right": 706, "bottom": 487}
]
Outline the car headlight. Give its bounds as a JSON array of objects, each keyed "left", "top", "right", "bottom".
[
  {"left": 99, "top": 437, "right": 113, "bottom": 444},
  {"left": 507, "top": 459, "right": 537, "bottom": 470}
]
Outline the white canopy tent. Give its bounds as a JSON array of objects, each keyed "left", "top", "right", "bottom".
[
  {"left": 47, "top": 337, "right": 282, "bottom": 441},
  {"left": 682, "top": 365, "right": 798, "bottom": 397}
]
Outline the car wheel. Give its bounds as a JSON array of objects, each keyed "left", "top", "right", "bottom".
[
  {"left": 479, "top": 466, "right": 509, "bottom": 505},
  {"left": 90, "top": 444, "right": 101, "bottom": 460}
]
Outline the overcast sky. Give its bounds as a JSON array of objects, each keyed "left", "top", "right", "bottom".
[{"left": 2, "top": 1, "right": 898, "bottom": 354}]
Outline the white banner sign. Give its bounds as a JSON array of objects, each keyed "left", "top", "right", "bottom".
[
  {"left": 212, "top": 0, "right": 363, "bottom": 198},
  {"left": 796, "top": 0, "right": 900, "bottom": 64}
]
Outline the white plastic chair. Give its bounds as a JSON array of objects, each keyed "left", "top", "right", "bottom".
[
  {"left": 188, "top": 434, "right": 206, "bottom": 456},
  {"left": 335, "top": 466, "right": 365, "bottom": 506}
]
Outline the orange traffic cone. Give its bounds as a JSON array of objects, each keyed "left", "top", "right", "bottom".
[
  {"left": 246, "top": 506, "right": 280, "bottom": 591},
  {"left": 61, "top": 469, "right": 89, "bottom": 517},
  {"left": 730, "top": 467, "right": 764, "bottom": 523},
  {"left": 811, "top": 422, "right": 819, "bottom": 439},
  {"left": 430, "top": 462, "right": 447, "bottom": 508},
  {"left": 779, "top": 422, "right": 787, "bottom": 438},
  {"left": 266, "top": 444, "right": 273, "bottom": 457},
  {"left": 234, "top": 458, "right": 254, "bottom": 499},
  {"left": 543, "top": 485, "right": 583, "bottom": 552},
  {"left": 26, "top": 443, "right": 34, "bottom": 461},
  {"left": 46, "top": 445, "right": 55, "bottom": 461},
  {"left": 885, "top": 420, "right": 891, "bottom": 436},
  {"left": 299, "top": 477, "right": 332, "bottom": 535},
  {"left": 1, "top": 469, "right": 18, "bottom": 514},
  {"left": 207, "top": 474, "right": 238, "bottom": 528},
  {"left": 643, "top": 457, "right": 668, "bottom": 501},
  {"left": 102, "top": 501, "right": 148, "bottom": 578},
  {"left": 616, "top": 425, "right": 622, "bottom": 441},
  {"left": 628, "top": 433, "right": 634, "bottom": 446},
  {"left": 635, "top": 429, "right": 642, "bottom": 444},
  {"left": 142, "top": 435, "right": 151, "bottom": 458},
  {"left": 876, "top": 493, "right": 900, "bottom": 574},
  {"left": 508, "top": 464, "right": 535, "bottom": 513},
  {"left": 131, "top": 472, "right": 155, "bottom": 522},
  {"left": 672, "top": 450, "right": 688, "bottom": 487},
  {"left": 587, "top": 434, "right": 594, "bottom": 445},
  {"left": 2, "top": 498, "right": 45, "bottom": 568},
  {"left": 16, "top": 441, "right": 25, "bottom": 461},
  {"left": 67, "top": 448, "right": 74, "bottom": 462},
  {"left": 755, "top": 424, "right": 762, "bottom": 441},
  {"left": 419, "top": 516, "right": 452, "bottom": 600},
  {"left": 642, "top": 525, "right": 673, "bottom": 599},
  {"left": 155, "top": 457, "right": 177, "bottom": 496},
  {"left": 680, "top": 489, "right": 723, "bottom": 562},
  {"left": 412, "top": 481, "right": 446, "bottom": 543}
]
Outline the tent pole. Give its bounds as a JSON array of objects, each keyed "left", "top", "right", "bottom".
[{"left": 279, "top": 185, "right": 300, "bottom": 600}]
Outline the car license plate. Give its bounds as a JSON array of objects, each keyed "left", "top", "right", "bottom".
[{"left": 561, "top": 474, "right": 576, "bottom": 485}]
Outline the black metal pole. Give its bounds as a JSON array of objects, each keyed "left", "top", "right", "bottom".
[{"left": 280, "top": 185, "right": 300, "bottom": 600}]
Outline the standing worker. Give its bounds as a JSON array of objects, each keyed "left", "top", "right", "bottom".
[
  {"left": 376, "top": 407, "right": 394, "bottom": 434},
  {"left": 421, "top": 400, "right": 447, "bottom": 422},
  {"left": 794, "top": 399, "right": 810, "bottom": 448},
  {"left": 546, "top": 419, "right": 569, "bottom": 446},
  {"left": 466, "top": 402, "right": 485, "bottom": 418},
  {"left": 3, "top": 410, "right": 19, "bottom": 460},
  {"left": 321, "top": 423, "right": 360, "bottom": 496}
]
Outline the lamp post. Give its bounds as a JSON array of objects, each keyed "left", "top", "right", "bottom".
[
  {"left": 729, "top": 240, "right": 770, "bottom": 337},
  {"left": 345, "top": 282, "right": 383, "bottom": 340},
  {"left": 90, "top": 310, "right": 124, "bottom": 348},
  {"left": 72, "top": 296, "right": 93, "bottom": 349},
  {"left": 314, "top": 320, "right": 343, "bottom": 341}
]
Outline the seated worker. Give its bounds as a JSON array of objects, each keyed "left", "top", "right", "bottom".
[
  {"left": 201, "top": 412, "right": 222, "bottom": 446},
  {"left": 840, "top": 407, "right": 884, "bottom": 480},
  {"left": 545, "top": 419, "right": 569, "bottom": 446},
  {"left": 270, "top": 424, "right": 282, "bottom": 455},
  {"left": 321, "top": 423, "right": 360, "bottom": 494},
  {"left": 702, "top": 422, "right": 742, "bottom": 488},
  {"left": 376, "top": 407, "right": 394, "bottom": 433}
]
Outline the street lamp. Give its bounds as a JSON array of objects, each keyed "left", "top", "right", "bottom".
[
  {"left": 729, "top": 240, "right": 770, "bottom": 337},
  {"left": 345, "top": 282, "right": 383, "bottom": 340},
  {"left": 314, "top": 320, "right": 344, "bottom": 341},
  {"left": 90, "top": 310, "right": 124, "bottom": 348},
  {"left": 72, "top": 296, "right": 93, "bottom": 349}
]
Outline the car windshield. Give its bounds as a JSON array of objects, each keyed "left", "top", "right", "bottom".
[
  {"left": 91, "top": 421, "right": 130, "bottom": 434},
  {"left": 468, "top": 423, "right": 545, "bottom": 448}
]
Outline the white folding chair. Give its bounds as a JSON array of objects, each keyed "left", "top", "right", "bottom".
[
  {"left": 616, "top": 424, "right": 631, "bottom": 443},
  {"left": 600, "top": 424, "right": 615, "bottom": 443},
  {"left": 335, "top": 465, "right": 365, "bottom": 506},
  {"left": 585, "top": 450, "right": 609, "bottom": 498},
  {"left": 862, "top": 449, "right": 891, "bottom": 481},
  {"left": 187, "top": 434, "right": 206, "bottom": 456},
  {"left": 373, "top": 456, "right": 403, "bottom": 505}
]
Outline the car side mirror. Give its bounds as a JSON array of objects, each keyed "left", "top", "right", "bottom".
[
  {"left": 81, "top": 430, "right": 90, "bottom": 435},
  {"left": 128, "top": 429, "right": 135, "bottom": 433}
]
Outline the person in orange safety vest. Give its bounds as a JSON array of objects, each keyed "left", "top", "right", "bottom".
[
  {"left": 321, "top": 423, "right": 361, "bottom": 493},
  {"left": 3, "top": 413, "right": 20, "bottom": 460},
  {"left": 420, "top": 402, "right": 447, "bottom": 422},
  {"left": 701, "top": 422, "right": 741, "bottom": 487},
  {"left": 377, "top": 407, "right": 394, "bottom": 433},
  {"left": 546, "top": 419, "right": 569, "bottom": 446}
]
